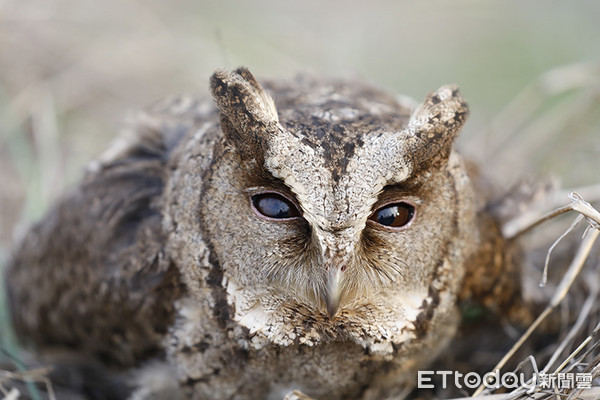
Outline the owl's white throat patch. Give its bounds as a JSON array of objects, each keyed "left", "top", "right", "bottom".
[
  {"left": 225, "top": 278, "right": 274, "bottom": 348},
  {"left": 224, "top": 274, "right": 430, "bottom": 353}
]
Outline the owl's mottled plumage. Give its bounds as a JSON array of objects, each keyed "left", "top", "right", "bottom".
[{"left": 5, "top": 68, "right": 517, "bottom": 399}]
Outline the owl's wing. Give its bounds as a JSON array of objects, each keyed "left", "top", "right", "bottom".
[{"left": 3, "top": 100, "right": 199, "bottom": 367}]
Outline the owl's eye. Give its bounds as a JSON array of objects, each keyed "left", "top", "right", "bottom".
[
  {"left": 369, "top": 202, "right": 415, "bottom": 228},
  {"left": 251, "top": 193, "right": 300, "bottom": 219}
]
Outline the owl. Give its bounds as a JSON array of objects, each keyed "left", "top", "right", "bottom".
[{"left": 4, "top": 67, "right": 518, "bottom": 399}]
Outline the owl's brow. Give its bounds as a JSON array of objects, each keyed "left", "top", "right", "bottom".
[
  {"left": 376, "top": 182, "right": 426, "bottom": 198},
  {"left": 243, "top": 187, "right": 266, "bottom": 193},
  {"left": 373, "top": 191, "right": 423, "bottom": 209},
  {"left": 242, "top": 180, "right": 296, "bottom": 194}
]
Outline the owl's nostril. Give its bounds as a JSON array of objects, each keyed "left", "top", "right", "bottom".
[{"left": 340, "top": 265, "right": 347, "bottom": 272}]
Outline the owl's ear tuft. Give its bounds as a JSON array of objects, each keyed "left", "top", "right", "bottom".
[
  {"left": 403, "top": 85, "right": 469, "bottom": 172},
  {"left": 210, "top": 67, "right": 279, "bottom": 153}
]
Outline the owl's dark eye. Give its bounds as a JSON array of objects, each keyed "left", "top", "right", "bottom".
[
  {"left": 251, "top": 193, "right": 300, "bottom": 219},
  {"left": 369, "top": 202, "right": 415, "bottom": 228}
]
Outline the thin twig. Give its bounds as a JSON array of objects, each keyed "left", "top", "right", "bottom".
[
  {"left": 541, "top": 214, "right": 584, "bottom": 286},
  {"left": 542, "top": 277, "right": 599, "bottom": 373},
  {"left": 504, "top": 192, "right": 600, "bottom": 240}
]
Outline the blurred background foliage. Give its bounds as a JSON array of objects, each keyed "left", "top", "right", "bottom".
[{"left": 0, "top": 0, "right": 599, "bottom": 350}]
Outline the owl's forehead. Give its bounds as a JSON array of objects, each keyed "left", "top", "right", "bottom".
[
  {"left": 263, "top": 86, "right": 414, "bottom": 231},
  {"left": 274, "top": 80, "right": 412, "bottom": 177},
  {"left": 269, "top": 77, "right": 412, "bottom": 134}
]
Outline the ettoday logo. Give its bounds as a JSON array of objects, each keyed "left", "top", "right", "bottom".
[{"left": 417, "top": 370, "right": 593, "bottom": 393}]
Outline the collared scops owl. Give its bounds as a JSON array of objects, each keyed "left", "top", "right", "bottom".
[{"left": 5, "top": 67, "right": 517, "bottom": 400}]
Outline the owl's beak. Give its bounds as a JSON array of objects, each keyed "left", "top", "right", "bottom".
[{"left": 324, "top": 266, "right": 344, "bottom": 317}]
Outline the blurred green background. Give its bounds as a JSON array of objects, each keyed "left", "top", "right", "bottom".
[{"left": 1, "top": 0, "right": 599, "bottom": 349}]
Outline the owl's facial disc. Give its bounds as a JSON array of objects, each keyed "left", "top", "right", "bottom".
[{"left": 209, "top": 68, "right": 469, "bottom": 319}]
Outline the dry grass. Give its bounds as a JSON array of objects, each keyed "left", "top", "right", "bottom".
[
  {"left": 1, "top": 367, "right": 55, "bottom": 400},
  {"left": 469, "top": 193, "right": 600, "bottom": 399}
]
